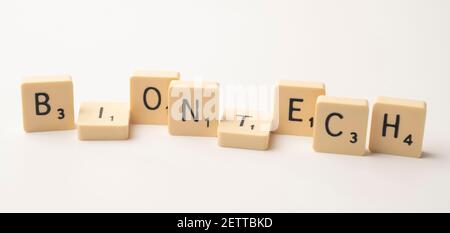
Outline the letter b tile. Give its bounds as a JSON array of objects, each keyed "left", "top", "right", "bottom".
[
  {"left": 313, "top": 96, "right": 369, "bottom": 156},
  {"left": 21, "top": 75, "right": 75, "bottom": 132},
  {"left": 369, "top": 97, "right": 426, "bottom": 158}
]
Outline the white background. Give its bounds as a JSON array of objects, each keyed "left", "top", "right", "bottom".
[{"left": 1, "top": 0, "right": 449, "bottom": 212}]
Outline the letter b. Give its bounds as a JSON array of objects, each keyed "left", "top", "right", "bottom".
[{"left": 35, "top": 92, "right": 51, "bottom": 115}]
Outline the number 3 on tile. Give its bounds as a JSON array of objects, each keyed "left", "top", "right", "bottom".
[
  {"left": 57, "top": 108, "right": 65, "bottom": 119},
  {"left": 350, "top": 132, "right": 358, "bottom": 143}
]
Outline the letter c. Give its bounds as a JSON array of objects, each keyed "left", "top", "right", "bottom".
[{"left": 325, "top": 112, "right": 343, "bottom": 137}]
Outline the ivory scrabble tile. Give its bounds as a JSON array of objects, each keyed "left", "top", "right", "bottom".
[
  {"left": 218, "top": 110, "right": 272, "bottom": 150},
  {"left": 168, "top": 80, "right": 219, "bottom": 137},
  {"left": 369, "top": 97, "right": 427, "bottom": 158},
  {"left": 77, "top": 102, "right": 130, "bottom": 140},
  {"left": 313, "top": 96, "right": 369, "bottom": 156},
  {"left": 274, "top": 80, "right": 325, "bottom": 136},
  {"left": 130, "top": 70, "right": 180, "bottom": 124},
  {"left": 21, "top": 75, "right": 75, "bottom": 132}
]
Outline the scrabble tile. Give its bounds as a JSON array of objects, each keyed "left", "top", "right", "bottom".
[
  {"left": 130, "top": 70, "right": 180, "bottom": 124},
  {"left": 274, "top": 80, "right": 325, "bottom": 136},
  {"left": 313, "top": 96, "right": 369, "bottom": 156},
  {"left": 369, "top": 97, "right": 427, "bottom": 158},
  {"left": 168, "top": 80, "right": 219, "bottom": 137},
  {"left": 21, "top": 75, "right": 75, "bottom": 132},
  {"left": 77, "top": 102, "right": 130, "bottom": 140},
  {"left": 218, "top": 110, "right": 272, "bottom": 150}
]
